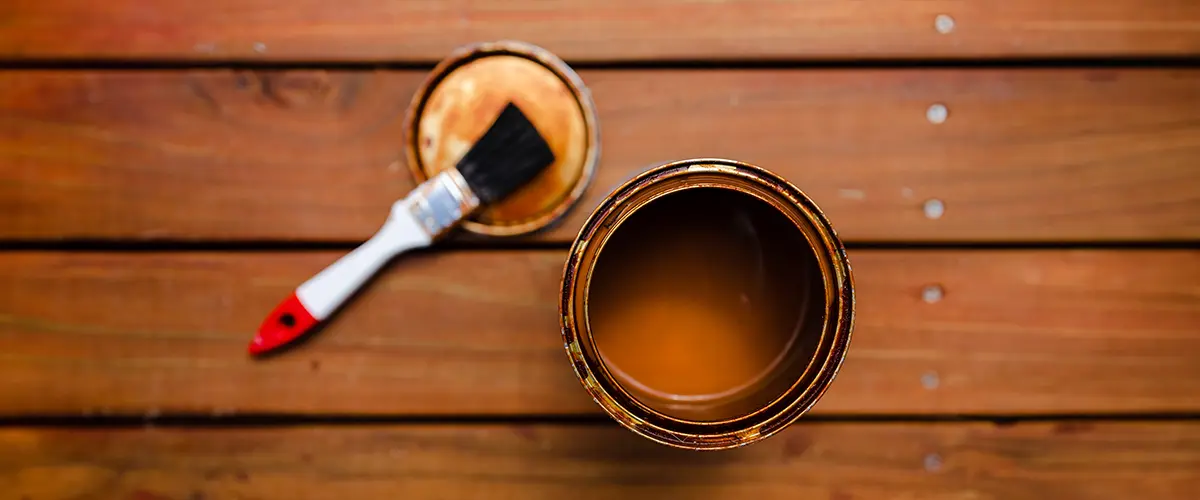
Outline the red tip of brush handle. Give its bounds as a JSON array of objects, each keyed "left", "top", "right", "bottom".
[{"left": 250, "top": 292, "right": 319, "bottom": 356}]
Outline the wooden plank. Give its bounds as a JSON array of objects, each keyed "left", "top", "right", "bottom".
[
  {"left": 1, "top": 422, "right": 1197, "bottom": 499},
  {"left": 3, "top": 69, "right": 1199, "bottom": 242},
  {"left": 2, "top": 0, "right": 1199, "bottom": 61},
  {"left": 0, "top": 249, "right": 1196, "bottom": 416}
]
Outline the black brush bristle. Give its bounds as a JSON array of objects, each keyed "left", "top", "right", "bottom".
[{"left": 455, "top": 102, "right": 556, "bottom": 205}]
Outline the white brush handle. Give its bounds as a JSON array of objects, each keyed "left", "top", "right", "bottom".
[
  {"left": 297, "top": 203, "right": 431, "bottom": 319},
  {"left": 248, "top": 198, "right": 434, "bottom": 355},
  {"left": 250, "top": 169, "right": 479, "bottom": 356}
]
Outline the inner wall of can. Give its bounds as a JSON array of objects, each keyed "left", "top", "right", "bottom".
[
  {"left": 585, "top": 181, "right": 826, "bottom": 424},
  {"left": 561, "top": 159, "right": 854, "bottom": 450}
]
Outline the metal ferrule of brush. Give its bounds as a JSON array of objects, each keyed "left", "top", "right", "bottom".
[{"left": 404, "top": 169, "right": 483, "bottom": 239}]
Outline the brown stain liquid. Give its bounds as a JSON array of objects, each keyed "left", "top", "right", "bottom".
[{"left": 587, "top": 188, "right": 824, "bottom": 422}]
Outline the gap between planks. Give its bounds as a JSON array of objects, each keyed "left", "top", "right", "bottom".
[{"left": 3, "top": 413, "right": 1200, "bottom": 429}]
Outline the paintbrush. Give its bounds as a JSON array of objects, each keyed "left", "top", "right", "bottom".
[{"left": 249, "top": 102, "right": 556, "bottom": 355}]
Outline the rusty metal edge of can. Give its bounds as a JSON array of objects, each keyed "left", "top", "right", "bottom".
[{"left": 560, "top": 158, "right": 855, "bottom": 450}]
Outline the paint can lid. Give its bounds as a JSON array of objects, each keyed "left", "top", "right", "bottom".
[{"left": 404, "top": 41, "right": 599, "bottom": 237}]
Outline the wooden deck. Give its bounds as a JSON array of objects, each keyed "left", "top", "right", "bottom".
[{"left": 1, "top": 1, "right": 1198, "bottom": 498}]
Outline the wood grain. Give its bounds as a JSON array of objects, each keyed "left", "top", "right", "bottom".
[
  {"left": 2, "top": 0, "right": 1199, "bottom": 61},
  {"left": 3, "top": 69, "right": 1198, "bottom": 242},
  {"left": 1, "top": 422, "right": 1197, "bottom": 499},
  {"left": 1, "top": 249, "right": 1196, "bottom": 416}
]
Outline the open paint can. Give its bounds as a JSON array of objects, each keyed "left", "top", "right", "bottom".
[{"left": 560, "top": 159, "right": 854, "bottom": 449}]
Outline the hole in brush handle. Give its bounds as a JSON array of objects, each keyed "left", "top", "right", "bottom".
[{"left": 250, "top": 293, "right": 319, "bottom": 355}]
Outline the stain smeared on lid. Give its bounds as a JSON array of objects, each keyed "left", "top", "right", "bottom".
[{"left": 404, "top": 41, "right": 600, "bottom": 237}]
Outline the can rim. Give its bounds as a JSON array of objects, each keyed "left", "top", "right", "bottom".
[
  {"left": 560, "top": 158, "right": 855, "bottom": 450},
  {"left": 403, "top": 40, "right": 600, "bottom": 237}
]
